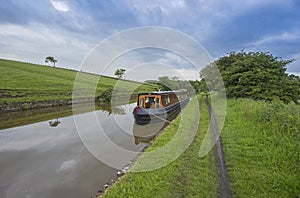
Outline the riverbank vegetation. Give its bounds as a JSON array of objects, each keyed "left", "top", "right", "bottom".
[{"left": 0, "top": 59, "right": 157, "bottom": 107}]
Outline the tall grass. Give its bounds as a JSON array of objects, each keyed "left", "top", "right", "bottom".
[{"left": 221, "top": 99, "right": 300, "bottom": 197}]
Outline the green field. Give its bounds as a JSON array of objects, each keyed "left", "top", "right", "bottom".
[
  {"left": 102, "top": 96, "right": 299, "bottom": 198},
  {"left": 0, "top": 59, "right": 157, "bottom": 105}
]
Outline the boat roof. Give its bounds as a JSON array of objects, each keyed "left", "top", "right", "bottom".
[{"left": 137, "top": 89, "right": 187, "bottom": 96}]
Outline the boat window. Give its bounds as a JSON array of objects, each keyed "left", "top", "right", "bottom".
[
  {"left": 139, "top": 98, "right": 144, "bottom": 108},
  {"left": 145, "top": 96, "right": 155, "bottom": 108},
  {"left": 166, "top": 95, "right": 170, "bottom": 105},
  {"left": 156, "top": 98, "right": 160, "bottom": 109}
]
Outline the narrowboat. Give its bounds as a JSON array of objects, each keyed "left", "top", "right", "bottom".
[{"left": 133, "top": 90, "right": 190, "bottom": 125}]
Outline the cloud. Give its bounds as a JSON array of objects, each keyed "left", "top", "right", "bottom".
[
  {"left": 50, "top": 0, "right": 70, "bottom": 12},
  {"left": 0, "top": 23, "right": 93, "bottom": 68}
]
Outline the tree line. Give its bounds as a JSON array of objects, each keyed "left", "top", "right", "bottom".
[{"left": 199, "top": 51, "right": 299, "bottom": 104}]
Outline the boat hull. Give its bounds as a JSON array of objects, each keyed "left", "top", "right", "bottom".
[{"left": 133, "top": 98, "right": 190, "bottom": 125}]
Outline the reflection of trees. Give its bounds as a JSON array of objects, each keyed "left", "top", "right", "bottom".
[
  {"left": 96, "top": 102, "right": 125, "bottom": 115},
  {"left": 49, "top": 118, "right": 61, "bottom": 127}
]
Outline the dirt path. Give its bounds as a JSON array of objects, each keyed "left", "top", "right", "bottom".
[{"left": 206, "top": 95, "right": 232, "bottom": 198}]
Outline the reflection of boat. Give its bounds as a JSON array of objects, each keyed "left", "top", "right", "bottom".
[
  {"left": 133, "top": 121, "right": 167, "bottom": 144},
  {"left": 132, "top": 90, "right": 189, "bottom": 125}
]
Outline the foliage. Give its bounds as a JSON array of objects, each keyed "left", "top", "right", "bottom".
[
  {"left": 189, "top": 80, "right": 208, "bottom": 94},
  {"left": 45, "top": 56, "right": 57, "bottom": 67},
  {"left": 145, "top": 76, "right": 195, "bottom": 94},
  {"left": 200, "top": 51, "right": 299, "bottom": 103},
  {"left": 96, "top": 88, "right": 113, "bottom": 103},
  {"left": 114, "top": 68, "right": 126, "bottom": 79}
]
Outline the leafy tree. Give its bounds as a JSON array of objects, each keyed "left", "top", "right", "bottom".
[
  {"left": 201, "top": 51, "right": 298, "bottom": 103},
  {"left": 200, "top": 63, "right": 224, "bottom": 92},
  {"left": 114, "top": 68, "right": 126, "bottom": 79},
  {"left": 45, "top": 56, "right": 57, "bottom": 67},
  {"left": 189, "top": 80, "right": 208, "bottom": 94},
  {"left": 146, "top": 76, "right": 195, "bottom": 94}
]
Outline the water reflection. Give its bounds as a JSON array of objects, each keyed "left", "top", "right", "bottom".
[
  {"left": 133, "top": 109, "right": 180, "bottom": 145},
  {"left": 49, "top": 118, "right": 61, "bottom": 127},
  {"left": 0, "top": 102, "right": 182, "bottom": 198},
  {"left": 96, "top": 102, "right": 126, "bottom": 115},
  {"left": 0, "top": 102, "right": 127, "bottom": 130},
  {"left": 0, "top": 103, "right": 141, "bottom": 198}
]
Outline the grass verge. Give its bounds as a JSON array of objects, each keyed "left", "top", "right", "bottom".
[{"left": 221, "top": 99, "right": 300, "bottom": 197}]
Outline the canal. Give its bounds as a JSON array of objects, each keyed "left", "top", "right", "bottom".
[{"left": 0, "top": 103, "right": 165, "bottom": 198}]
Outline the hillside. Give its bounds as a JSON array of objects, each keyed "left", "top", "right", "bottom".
[{"left": 0, "top": 59, "right": 157, "bottom": 109}]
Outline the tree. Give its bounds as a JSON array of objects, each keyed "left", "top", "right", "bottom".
[
  {"left": 114, "top": 68, "right": 126, "bottom": 79},
  {"left": 146, "top": 76, "right": 193, "bottom": 92},
  {"left": 45, "top": 56, "right": 57, "bottom": 67},
  {"left": 189, "top": 80, "right": 208, "bottom": 94},
  {"left": 201, "top": 51, "right": 298, "bottom": 103}
]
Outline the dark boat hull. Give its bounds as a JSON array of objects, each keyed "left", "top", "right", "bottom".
[{"left": 133, "top": 98, "right": 190, "bottom": 125}]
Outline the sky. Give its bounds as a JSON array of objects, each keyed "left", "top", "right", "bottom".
[{"left": 0, "top": 0, "right": 300, "bottom": 80}]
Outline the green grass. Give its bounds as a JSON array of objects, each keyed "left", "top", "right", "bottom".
[
  {"left": 0, "top": 59, "right": 157, "bottom": 104},
  {"left": 102, "top": 95, "right": 219, "bottom": 198},
  {"left": 221, "top": 99, "right": 300, "bottom": 197},
  {"left": 101, "top": 97, "right": 299, "bottom": 198}
]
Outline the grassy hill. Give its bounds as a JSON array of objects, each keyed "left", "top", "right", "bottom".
[{"left": 0, "top": 59, "right": 157, "bottom": 106}]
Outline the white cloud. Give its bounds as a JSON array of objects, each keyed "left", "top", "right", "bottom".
[
  {"left": 50, "top": 0, "right": 70, "bottom": 12},
  {"left": 123, "top": 63, "right": 199, "bottom": 81},
  {"left": 0, "top": 23, "right": 93, "bottom": 68},
  {"left": 175, "top": 68, "right": 200, "bottom": 80},
  {"left": 0, "top": 24, "right": 45, "bottom": 40}
]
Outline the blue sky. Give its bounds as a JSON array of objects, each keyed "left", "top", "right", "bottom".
[{"left": 0, "top": 0, "right": 300, "bottom": 79}]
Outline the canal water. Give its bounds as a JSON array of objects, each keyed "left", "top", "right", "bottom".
[{"left": 0, "top": 103, "right": 163, "bottom": 198}]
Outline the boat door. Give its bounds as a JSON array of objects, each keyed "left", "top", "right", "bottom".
[
  {"left": 139, "top": 96, "right": 145, "bottom": 108},
  {"left": 155, "top": 96, "right": 160, "bottom": 109}
]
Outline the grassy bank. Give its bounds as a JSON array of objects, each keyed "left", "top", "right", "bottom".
[
  {"left": 102, "top": 95, "right": 219, "bottom": 198},
  {"left": 0, "top": 59, "right": 157, "bottom": 105},
  {"left": 221, "top": 99, "right": 300, "bottom": 197}
]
